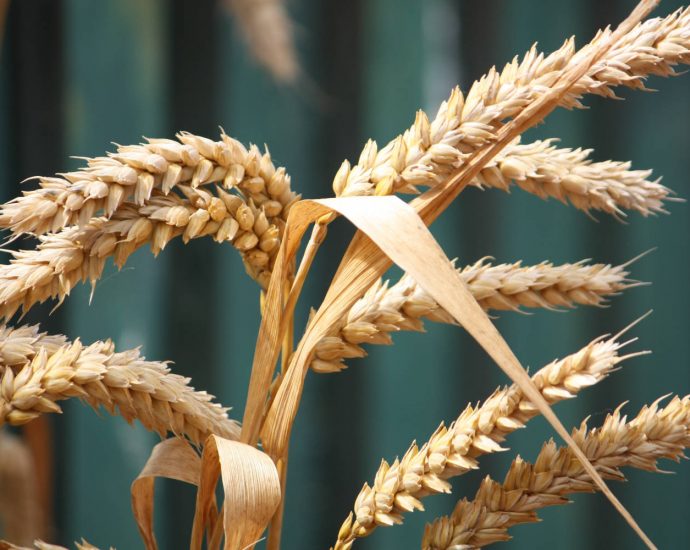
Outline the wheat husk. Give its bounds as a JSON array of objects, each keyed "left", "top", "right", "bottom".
[
  {"left": 332, "top": 8, "right": 689, "bottom": 215},
  {"left": 332, "top": 336, "right": 636, "bottom": 548},
  {"left": 312, "top": 258, "right": 633, "bottom": 373},
  {"left": 0, "top": 336, "right": 239, "bottom": 444},
  {"left": 422, "top": 395, "right": 690, "bottom": 549},
  {"left": 0, "top": 324, "right": 67, "bottom": 369}
]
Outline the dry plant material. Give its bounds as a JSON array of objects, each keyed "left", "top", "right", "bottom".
[
  {"left": 0, "top": 329, "right": 239, "bottom": 444},
  {"left": 0, "top": 430, "right": 42, "bottom": 545},
  {"left": 312, "top": 258, "right": 633, "bottom": 373},
  {"left": 0, "top": 540, "right": 107, "bottom": 550},
  {"left": 222, "top": 0, "right": 299, "bottom": 83},
  {"left": 260, "top": 7, "right": 667, "bottom": 547},
  {"left": 0, "top": 1, "right": 687, "bottom": 549},
  {"left": 332, "top": 336, "right": 635, "bottom": 548},
  {"left": 422, "top": 395, "right": 690, "bottom": 549}
]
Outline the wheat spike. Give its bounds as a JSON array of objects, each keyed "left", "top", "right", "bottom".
[
  {"left": 0, "top": 430, "right": 42, "bottom": 545},
  {"left": 422, "top": 395, "right": 690, "bottom": 549},
  {"left": 312, "top": 259, "right": 633, "bottom": 374},
  {"left": 0, "top": 132, "right": 297, "bottom": 240},
  {"left": 333, "top": 8, "right": 689, "bottom": 216},
  {"left": 478, "top": 138, "right": 670, "bottom": 218},
  {"left": 333, "top": 337, "right": 635, "bottom": 548},
  {"left": 0, "top": 335, "right": 240, "bottom": 445},
  {"left": 0, "top": 183, "right": 289, "bottom": 319}
]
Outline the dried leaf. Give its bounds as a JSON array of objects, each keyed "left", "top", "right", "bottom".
[
  {"left": 131, "top": 438, "right": 202, "bottom": 550},
  {"left": 191, "top": 436, "right": 280, "bottom": 550}
]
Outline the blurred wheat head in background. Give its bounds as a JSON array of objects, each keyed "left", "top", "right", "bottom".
[{"left": 0, "top": 0, "right": 689, "bottom": 549}]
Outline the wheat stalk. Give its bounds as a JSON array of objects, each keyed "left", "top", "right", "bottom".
[
  {"left": 0, "top": 132, "right": 297, "bottom": 240},
  {"left": 0, "top": 430, "right": 42, "bottom": 545},
  {"left": 333, "top": 336, "right": 639, "bottom": 548},
  {"left": 332, "top": 8, "right": 689, "bottom": 211},
  {"left": 312, "top": 258, "right": 634, "bottom": 374},
  {"left": 422, "top": 395, "right": 690, "bottom": 549},
  {"left": 0, "top": 336, "right": 239, "bottom": 445}
]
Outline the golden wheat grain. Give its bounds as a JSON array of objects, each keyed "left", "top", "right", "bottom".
[
  {"left": 312, "top": 259, "right": 633, "bottom": 374},
  {"left": 0, "top": 132, "right": 297, "bottom": 240},
  {"left": 333, "top": 8, "right": 689, "bottom": 214},
  {"left": 422, "top": 395, "right": 690, "bottom": 549},
  {"left": 0, "top": 430, "right": 41, "bottom": 545},
  {"left": 0, "top": 324, "right": 67, "bottom": 369},
  {"left": 333, "top": 336, "right": 638, "bottom": 548},
  {"left": 223, "top": 0, "right": 299, "bottom": 83},
  {"left": 0, "top": 337, "right": 240, "bottom": 445},
  {"left": 0, "top": 184, "right": 287, "bottom": 319}
]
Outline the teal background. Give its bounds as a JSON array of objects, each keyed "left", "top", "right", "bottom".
[{"left": 0, "top": 0, "right": 689, "bottom": 548}]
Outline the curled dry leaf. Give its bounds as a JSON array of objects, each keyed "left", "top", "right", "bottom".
[
  {"left": 131, "top": 438, "right": 202, "bottom": 550},
  {"left": 191, "top": 436, "right": 281, "bottom": 550}
]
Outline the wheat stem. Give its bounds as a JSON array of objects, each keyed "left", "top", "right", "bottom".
[
  {"left": 0, "top": 333, "right": 240, "bottom": 445},
  {"left": 333, "top": 336, "right": 635, "bottom": 548},
  {"left": 313, "top": 259, "right": 633, "bottom": 374},
  {"left": 422, "top": 395, "right": 690, "bottom": 549}
]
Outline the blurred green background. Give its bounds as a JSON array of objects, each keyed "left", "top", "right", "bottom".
[{"left": 1, "top": 0, "right": 689, "bottom": 548}]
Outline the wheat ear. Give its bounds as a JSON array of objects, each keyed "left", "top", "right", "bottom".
[
  {"left": 333, "top": 8, "right": 689, "bottom": 211},
  {"left": 0, "top": 132, "right": 297, "bottom": 239},
  {"left": 422, "top": 395, "right": 690, "bottom": 549},
  {"left": 333, "top": 337, "right": 637, "bottom": 548},
  {"left": 478, "top": 138, "right": 670, "bottom": 218},
  {"left": 0, "top": 183, "right": 288, "bottom": 319},
  {"left": 0, "top": 430, "right": 42, "bottom": 545},
  {"left": 0, "top": 337, "right": 239, "bottom": 445},
  {"left": 313, "top": 259, "right": 633, "bottom": 374}
]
